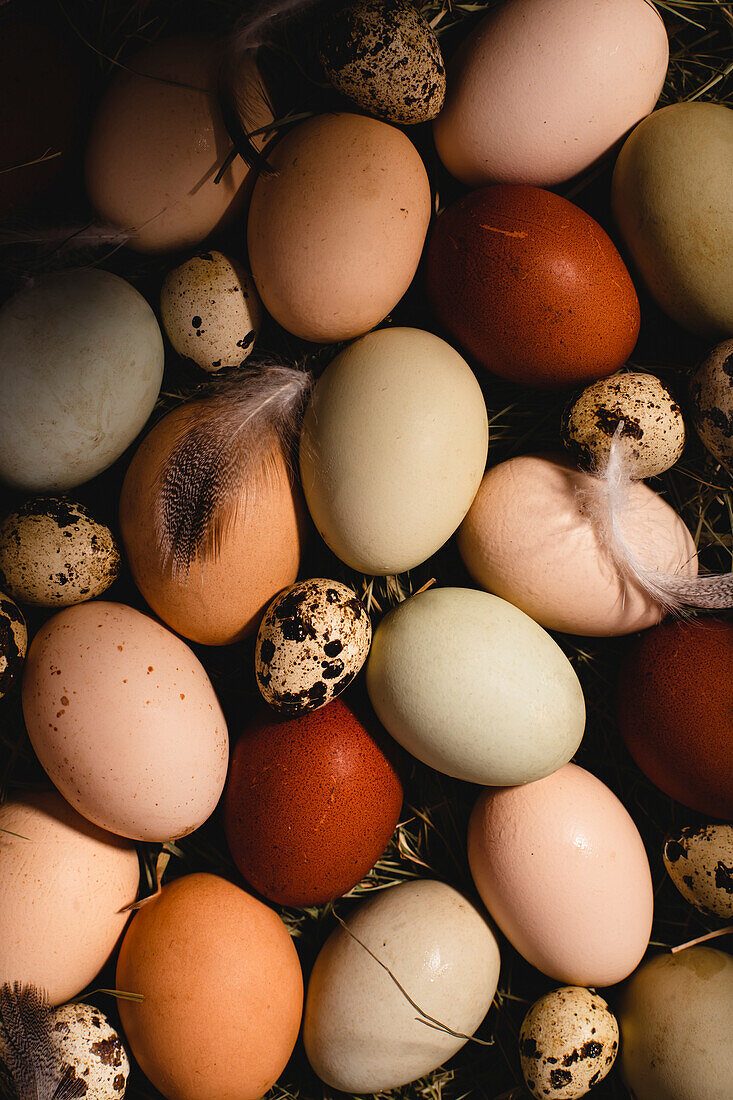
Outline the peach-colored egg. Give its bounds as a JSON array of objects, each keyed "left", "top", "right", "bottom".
[
  {"left": 85, "top": 36, "right": 271, "bottom": 253},
  {"left": 247, "top": 112, "right": 431, "bottom": 342},
  {"left": 119, "top": 404, "right": 306, "bottom": 646},
  {"left": 22, "top": 602, "right": 228, "bottom": 842},
  {"left": 468, "top": 764, "right": 653, "bottom": 986},
  {"left": 0, "top": 791, "right": 139, "bottom": 1005},
  {"left": 458, "top": 453, "right": 697, "bottom": 636}
]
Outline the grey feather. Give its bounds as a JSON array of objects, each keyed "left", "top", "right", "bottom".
[
  {"left": 154, "top": 360, "right": 312, "bottom": 574},
  {"left": 0, "top": 984, "right": 83, "bottom": 1100}
]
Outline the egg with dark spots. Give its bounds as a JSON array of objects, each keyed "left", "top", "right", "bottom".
[
  {"left": 45, "top": 1002, "right": 129, "bottom": 1100},
  {"left": 319, "top": 0, "right": 445, "bottom": 125},
  {"left": 255, "top": 579, "right": 371, "bottom": 715},
  {"left": 0, "top": 591, "right": 26, "bottom": 699},
  {"left": 663, "top": 824, "right": 733, "bottom": 919},
  {"left": 690, "top": 338, "right": 733, "bottom": 465},
  {"left": 223, "top": 697, "right": 403, "bottom": 907},
  {"left": 0, "top": 498, "right": 121, "bottom": 608}
]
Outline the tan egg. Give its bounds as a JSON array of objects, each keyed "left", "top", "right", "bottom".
[
  {"left": 519, "top": 987, "right": 619, "bottom": 1100},
  {"left": 119, "top": 404, "right": 306, "bottom": 646},
  {"left": 160, "top": 251, "right": 262, "bottom": 372},
  {"left": 86, "top": 37, "right": 272, "bottom": 254},
  {"left": 50, "top": 1003, "right": 130, "bottom": 1100},
  {"left": 247, "top": 113, "right": 431, "bottom": 342},
  {"left": 0, "top": 498, "right": 121, "bottom": 608},
  {"left": 0, "top": 791, "right": 139, "bottom": 1005},
  {"left": 562, "top": 373, "right": 685, "bottom": 479},
  {"left": 663, "top": 825, "right": 733, "bottom": 919},
  {"left": 256, "top": 579, "right": 371, "bottom": 715},
  {"left": 690, "top": 339, "right": 733, "bottom": 465},
  {"left": 0, "top": 591, "right": 26, "bottom": 699}
]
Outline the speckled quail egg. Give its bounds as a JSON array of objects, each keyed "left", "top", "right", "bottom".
[
  {"left": 690, "top": 339, "right": 733, "bottom": 466},
  {"left": 519, "top": 987, "right": 619, "bottom": 1100},
  {"left": 0, "top": 591, "right": 26, "bottom": 699},
  {"left": 51, "top": 1002, "right": 129, "bottom": 1100},
  {"left": 561, "top": 372, "right": 685, "bottom": 478},
  {"left": 160, "top": 251, "right": 262, "bottom": 372},
  {"left": 256, "top": 578, "right": 371, "bottom": 715},
  {"left": 0, "top": 498, "right": 121, "bottom": 607},
  {"left": 319, "top": 0, "right": 446, "bottom": 125},
  {"left": 664, "top": 825, "right": 733, "bottom": 919}
]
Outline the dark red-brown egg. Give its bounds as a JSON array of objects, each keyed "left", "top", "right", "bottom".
[
  {"left": 616, "top": 618, "right": 733, "bottom": 819},
  {"left": 425, "top": 184, "right": 640, "bottom": 388},
  {"left": 223, "top": 698, "right": 403, "bottom": 907}
]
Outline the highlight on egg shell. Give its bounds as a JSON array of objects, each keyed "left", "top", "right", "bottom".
[
  {"left": 21, "top": 601, "right": 229, "bottom": 842},
  {"left": 0, "top": 791, "right": 139, "bottom": 1006},
  {"left": 690, "top": 338, "right": 733, "bottom": 466},
  {"left": 663, "top": 825, "right": 733, "bottom": 920},
  {"left": 0, "top": 591, "right": 26, "bottom": 700}
]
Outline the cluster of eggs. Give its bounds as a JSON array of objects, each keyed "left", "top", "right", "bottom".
[{"left": 0, "top": 0, "right": 732, "bottom": 1099}]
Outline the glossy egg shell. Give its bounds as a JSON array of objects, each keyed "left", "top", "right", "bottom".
[
  {"left": 617, "top": 618, "right": 733, "bottom": 818},
  {"left": 116, "top": 874, "right": 303, "bottom": 1100},
  {"left": 224, "top": 698, "right": 403, "bottom": 907},
  {"left": 425, "top": 184, "right": 640, "bottom": 387}
]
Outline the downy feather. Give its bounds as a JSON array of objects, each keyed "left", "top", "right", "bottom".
[{"left": 0, "top": 983, "right": 83, "bottom": 1100}]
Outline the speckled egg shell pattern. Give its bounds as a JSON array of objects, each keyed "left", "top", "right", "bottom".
[
  {"left": 690, "top": 339, "right": 733, "bottom": 465},
  {"left": 256, "top": 579, "right": 371, "bottom": 715},
  {"left": 319, "top": 0, "right": 446, "bottom": 125},
  {"left": 52, "top": 1003, "right": 130, "bottom": 1100},
  {"left": 160, "top": 250, "right": 262, "bottom": 372},
  {"left": 562, "top": 373, "right": 685, "bottom": 479},
  {"left": 664, "top": 825, "right": 733, "bottom": 919},
  {"left": 0, "top": 498, "right": 121, "bottom": 607},
  {"left": 520, "top": 987, "right": 619, "bottom": 1100},
  {"left": 0, "top": 591, "right": 26, "bottom": 698}
]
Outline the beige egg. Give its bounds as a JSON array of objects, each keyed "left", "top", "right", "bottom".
[
  {"left": 160, "top": 251, "right": 262, "bottom": 372},
  {"left": 0, "top": 498, "right": 121, "bottom": 608},
  {"left": 0, "top": 591, "right": 26, "bottom": 699},
  {"left": 319, "top": 0, "right": 445, "bottom": 124},
  {"left": 256, "top": 579, "right": 371, "bottom": 715},
  {"left": 50, "top": 1003, "right": 129, "bottom": 1100},
  {"left": 303, "top": 880, "right": 500, "bottom": 1093},
  {"left": 0, "top": 791, "right": 139, "bottom": 1005},
  {"left": 663, "top": 825, "right": 733, "bottom": 919},
  {"left": 562, "top": 373, "right": 685, "bottom": 479},
  {"left": 519, "top": 987, "right": 619, "bottom": 1100},
  {"left": 690, "top": 339, "right": 733, "bottom": 466}
]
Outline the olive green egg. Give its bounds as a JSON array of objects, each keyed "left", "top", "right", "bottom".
[{"left": 612, "top": 103, "right": 733, "bottom": 337}]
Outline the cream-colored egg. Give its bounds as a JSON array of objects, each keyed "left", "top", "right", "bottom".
[
  {"left": 562, "top": 373, "right": 685, "bottom": 479},
  {"left": 663, "top": 825, "right": 733, "bottom": 920},
  {"left": 690, "top": 339, "right": 733, "bottom": 465},
  {"left": 520, "top": 987, "right": 619, "bottom": 1100},
  {"left": 300, "top": 328, "right": 489, "bottom": 575},
  {"left": 256, "top": 579, "right": 371, "bottom": 715},
  {"left": 160, "top": 251, "right": 262, "bottom": 372},
  {"left": 50, "top": 1003, "right": 130, "bottom": 1100},
  {"left": 303, "top": 880, "right": 500, "bottom": 1093},
  {"left": 0, "top": 591, "right": 26, "bottom": 699},
  {"left": 0, "top": 498, "right": 121, "bottom": 607}
]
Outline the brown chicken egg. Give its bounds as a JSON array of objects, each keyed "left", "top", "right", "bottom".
[
  {"left": 224, "top": 698, "right": 403, "bottom": 907},
  {"left": 426, "top": 184, "right": 640, "bottom": 387},
  {"left": 119, "top": 403, "right": 306, "bottom": 646}
]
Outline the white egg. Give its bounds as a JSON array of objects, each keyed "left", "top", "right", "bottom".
[
  {"left": 0, "top": 591, "right": 26, "bottom": 699},
  {"left": 51, "top": 1002, "right": 130, "bottom": 1100}
]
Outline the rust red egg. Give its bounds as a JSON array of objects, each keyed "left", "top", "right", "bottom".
[
  {"left": 223, "top": 698, "right": 403, "bottom": 907},
  {"left": 616, "top": 618, "right": 733, "bottom": 819},
  {"left": 425, "top": 184, "right": 640, "bottom": 388}
]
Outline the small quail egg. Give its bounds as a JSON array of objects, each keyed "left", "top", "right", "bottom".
[
  {"left": 690, "top": 339, "right": 733, "bottom": 466},
  {"left": 319, "top": 0, "right": 446, "bottom": 125},
  {"left": 256, "top": 578, "right": 371, "bottom": 715},
  {"left": 562, "top": 372, "right": 685, "bottom": 478},
  {"left": 519, "top": 987, "right": 619, "bottom": 1100},
  {"left": 664, "top": 825, "right": 733, "bottom": 919},
  {"left": 52, "top": 1002, "right": 129, "bottom": 1100},
  {"left": 0, "top": 498, "right": 121, "bottom": 607},
  {"left": 0, "top": 591, "right": 26, "bottom": 699},
  {"left": 160, "top": 250, "right": 262, "bottom": 372}
]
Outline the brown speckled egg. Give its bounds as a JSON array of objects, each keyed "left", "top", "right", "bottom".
[
  {"left": 663, "top": 825, "right": 733, "bottom": 919},
  {"left": 319, "top": 0, "right": 445, "bottom": 125},
  {"left": 0, "top": 591, "right": 26, "bottom": 699},
  {"left": 562, "top": 373, "right": 685, "bottom": 478},
  {"left": 256, "top": 579, "right": 371, "bottom": 715},
  {"left": 519, "top": 987, "right": 619, "bottom": 1100},
  {"left": 425, "top": 185, "right": 640, "bottom": 388},
  {"left": 224, "top": 698, "right": 403, "bottom": 906},
  {"left": 49, "top": 1003, "right": 129, "bottom": 1100},
  {"left": 617, "top": 618, "right": 733, "bottom": 818},
  {"left": 690, "top": 339, "right": 733, "bottom": 465},
  {"left": 160, "top": 251, "right": 262, "bottom": 372},
  {"left": 0, "top": 498, "right": 121, "bottom": 607}
]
